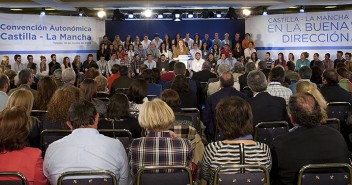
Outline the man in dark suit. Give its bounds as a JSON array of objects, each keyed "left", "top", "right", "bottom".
[
  {"left": 192, "top": 62, "right": 217, "bottom": 83},
  {"left": 247, "top": 70, "right": 289, "bottom": 126},
  {"left": 111, "top": 66, "right": 134, "bottom": 94},
  {"left": 239, "top": 62, "right": 256, "bottom": 92},
  {"left": 203, "top": 72, "right": 247, "bottom": 140},
  {"left": 271, "top": 93, "right": 350, "bottom": 185},
  {"left": 320, "top": 69, "right": 352, "bottom": 103}
]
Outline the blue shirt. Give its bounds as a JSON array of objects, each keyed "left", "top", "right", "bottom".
[{"left": 44, "top": 128, "right": 130, "bottom": 185}]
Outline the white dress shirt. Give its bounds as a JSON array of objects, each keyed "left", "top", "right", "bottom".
[
  {"left": 191, "top": 58, "right": 205, "bottom": 72},
  {"left": 141, "top": 40, "right": 151, "bottom": 49},
  {"left": 189, "top": 48, "right": 202, "bottom": 60},
  {"left": 44, "top": 128, "right": 130, "bottom": 185},
  {"left": 144, "top": 60, "right": 157, "bottom": 69},
  {"left": 244, "top": 48, "right": 257, "bottom": 58}
]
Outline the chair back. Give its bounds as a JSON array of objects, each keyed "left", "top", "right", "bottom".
[
  {"left": 0, "top": 172, "right": 27, "bottom": 185},
  {"left": 114, "top": 88, "right": 129, "bottom": 95},
  {"left": 40, "top": 129, "right": 71, "bottom": 156},
  {"left": 98, "top": 129, "right": 133, "bottom": 152},
  {"left": 57, "top": 170, "right": 117, "bottom": 185},
  {"left": 97, "top": 97, "right": 110, "bottom": 105},
  {"left": 180, "top": 108, "right": 201, "bottom": 135},
  {"left": 136, "top": 166, "right": 192, "bottom": 185},
  {"left": 174, "top": 113, "right": 197, "bottom": 128},
  {"left": 254, "top": 121, "right": 289, "bottom": 146},
  {"left": 297, "top": 163, "right": 352, "bottom": 185},
  {"left": 213, "top": 165, "right": 270, "bottom": 185},
  {"left": 327, "top": 102, "right": 351, "bottom": 123},
  {"left": 30, "top": 110, "right": 48, "bottom": 119},
  {"left": 325, "top": 118, "right": 341, "bottom": 131},
  {"left": 147, "top": 95, "right": 158, "bottom": 101}
]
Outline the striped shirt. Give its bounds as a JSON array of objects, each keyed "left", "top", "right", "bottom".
[
  {"left": 200, "top": 141, "right": 271, "bottom": 185},
  {"left": 129, "top": 131, "right": 192, "bottom": 175},
  {"left": 266, "top": 82, "right": 292, "bottom": 104}
]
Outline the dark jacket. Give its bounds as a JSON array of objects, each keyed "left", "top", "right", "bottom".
[
  {"left": 320, "top": 84, "right": 352, "bottom": 103},
  {"left": 192, "top": 70, "right": 217, "bottom": 83},
  {"left": 111, "top": 76, "right": 134, "bottom": 94}
]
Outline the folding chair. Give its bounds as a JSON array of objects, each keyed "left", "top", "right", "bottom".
[
  {"left": 98, "top": 129, "right": 133, "bottom": 152},
  {"left": 297, "top": 163, "right": 352, "bottom": 185},
  {"left": 325, "top": 118, "right": 340, "bottom": 131},
  {"left": 213, "top": 165, "right": 270, "bottom": 185},
  {"left": 327, "top": 102, "right": 351, "bottom": 123},
  {"left": 174, "top": 113, "right": 197, "bottom": 128},
  {"left": 97, "top": 97, "right": 110, "bottom": 105},
  {"left": 40, "top": 129, "right": 71, "bottom": 157},
  {"left": 180, "top": 108, "right": 201, "bottom": 135},
  {"left": 136, "top": 166, "right": 192, "bottom": 185},
  {"left": 254, "top": 121, "right": 289, "bottom": 146},
  {"left": 57, "top": 170, "right": 117, "bottom": 185},
  {"left": 0, "top": 172, "right": 27, "bottom": 185}
]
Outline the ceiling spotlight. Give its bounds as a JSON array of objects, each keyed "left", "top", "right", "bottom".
[
  {"left": 128, "top": 11, "right": 133, "bottom": 19},
  {"left": 242, "top": 9, "right": 251, "bottom": 16},
  {"left": 262, "top": 8, "right": 268, "bottom": 15},
  {"left": 216, "top": 11, "right": 222, "bottom": 18},
  {"left": 144, "top": 9, "right": 152, "bottom": 17},
  {"left": 78, "top": 8, "right": 83, "bottom": 16},
  {"left": 187, "top": 11, "right": 194, "bottom": 18},
  {"left": 40, "top": 8, "right": 46, "bottom": 16},
  {"left": 158, "top": 13, "right": 163, "bottom": 19},
  {"left": 299, "top": 6, "right": 305, "bottom": 13},
  {"left": 97, "top": 10, "right": 106, "bottom": 19},
  {"left": 173, "top": 10, "right": 182, "bottom": 21}
]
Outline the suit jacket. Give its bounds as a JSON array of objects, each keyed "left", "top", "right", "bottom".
[
  {"left": 192, "top": 70, "right": 217, "bottom": 83},
  {"left": 111, "top": 76, "right": 134, "bottom": 93},
  {"left": 271, "top": 126, "right": 350, "bottom": 185},
  {"left": 320, "top": 84, "right": 352, "bottom": 103},
  {"left": 203, "top": 87, "right": 248, "bottom": 137},
  {"left": 238, "top": 73, "right": 249, "bottom": 92},
  {"left": 248, "top": 92, "right": 290, "bottom": 126},
  {"left": 8, "top": 84, "right": 38, "bottom": 98},
  {"left": 0, "top": 147, "right": 48, "bottom": 185}
]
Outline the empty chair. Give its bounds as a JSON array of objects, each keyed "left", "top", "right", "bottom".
[
  {"left": 136, "top": 166, "right": 192, "bottom": 185},
  {"left": 0, "top": 172, "right": 27, "bottom": 185},
  {"left": 297, "top": 163, "right": 352, "bottom": 185},
  {"left": 327, "top": 102, "right": 351, "bottom": 123},
  {"left": 254, "top": 121, "right": 289, "bottom": 146},
  {"left": 57, "top": 170, "right": 117, "bottom": 185},
  {"left": 325, "top": 118, "right": 340, "bottom": 131},
  {"left": 213, "top": 165, "right": 270, "bottom": 185},
  {"left": 174, "top": 113, "right": 197, "bottom": 128},
  {"left": 98, "top": 129, "right": 132, "bottom": 152},
  {"left": 40, "top": 129, "right": 71, "bottom": 156}
]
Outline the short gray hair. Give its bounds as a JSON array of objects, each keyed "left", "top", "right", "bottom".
[
  {"left": 53, "top": 69, "right": 62, "bottom": 80},
  {"left": 247, "top": 70, "right": 267, "bottom": 92},
  {"left": 217, "top": 64, "right": 230, "bottom": 76},
  {"left": 233, "top": 62, "right": 244, "bottom": 73},
  {"left": 62, "top": 68, "right": 76, "bottom": 82},
  {"left": 202, "top": 62, "right": 211, "bottom": 70},
  {"left": 245, "top": 62, "right": 256, "bottom": 73}
]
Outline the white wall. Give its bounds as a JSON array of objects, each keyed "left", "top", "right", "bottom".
[
  {"left": 245, "top": 10, "right": 352, "bottom": 61},
  {"left": 0, "top": 13, "right": 105, "bottom": 64}
]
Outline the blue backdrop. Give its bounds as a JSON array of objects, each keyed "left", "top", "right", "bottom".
[{"left": 105, "top": 19, "right": 245, "bottom": 41}]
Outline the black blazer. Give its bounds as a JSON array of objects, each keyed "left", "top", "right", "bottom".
[
  {"left": 238, "top": 73, "right": 249, "bottom": 92},
  {"left": 248, "top": 92, "right": 290, "bottom": 126},
  {"left": 192, "top": 70, "right": 217, "bottom": 83},
  {"left": 271, "top": 126, "right": 350, "bottom": 185},
  {"left": 320, "top": 85, "right": 352, "bottom": 103}
]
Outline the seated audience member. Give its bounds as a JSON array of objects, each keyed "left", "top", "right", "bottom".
[
  {"left": 82, "top": 54, "right": 97, "bottom": 73},
  {"left": 129, "top": 99, "right": 192, "bottom": 175},
  {"left": 48, "top": 54, "right": 60, "bottom": 76},
  {"left": 192, "top": 62, "right": 217, "bottom": 83},
  {"left": 61, "top": 68, "right": 76, "bottom": 86},
  {"left": 98, "top": 93, "right": 141, "bottom": 138},
  {"left": 337, "top": 67, "right": 352, "bottom": 92},
  {"left": 44, "top": 100, "right": 130, "bottom": 185},
  {"left": 271, "top": 92, "right": 350, "bottom": 185},
  {"left": 232, "top": 62, "right": 244, "bottom": 80},
  {"left": 8, "top": 69, "right": 37, "bottom": 98},
  {"left": 285, "top": 61, "right": 299, "bottom": 83},
  {"left": 296, "top": 81, "right": 328, "bottom": 123},
  {"left": 289, "top": 66, "right": 316, "bottom": 93},
  {"left": 334, "top": 50, "right": 346, "bottom": 68},
  {"left": 4, "top": 69, "right": 17, "bottom": 89},
  {"left": 171, "top": 75, "right": 197, "bottom": 108},
  {"left": 0, "top": 107, "right": 48, "bottom": 185},
  {"left": 43, "top": 86, "right": 81, "bottom": 129},
  {"left": 111, "top": 66, "right": 134, "bottom": 94},
  {"left": 200, "top": 96, "right": 271, "bottom": 185},
  {"left": 208, "top": 64, "right": 240, "bottom": 95},
  {"left": 38, "top": 56, "right": 49, "bottom": 79},
  {"left": 6, "top": 89, "right": 41, "bottom": 148},
  {"left": 295, "top": 52, "right": 310, "bottom": 71},
  {"left": 309, "top": 53, "right": 321, "bottom": 68},
  {"left": 160, "top": 89, "right": 182, "bottom": 112},
  {"left": 144, "top": 54, "right": 157, "bottom": 69},
  {"left": 257, "top": 60, "right": 271, "bottom": 79},
  {"left": 247, "top": 70, "right": 289, "bottom": 126},
  {"left": 273, "top": 52, "right": 287, "bottom": 69},
  {"left": 95, "top": 75, "right": 109, "bottom": 97},
  {"left": 190, "top": 43, "right": 202, "bottom": 59},
  {"left": 52, "top": 69, "right": 64, "bottom": 88},
  {"left": 320, "top": 69, "right": 352, "bottom": 103},
  {"left": 156, "top": 54, "right": 169, "bottom": 72},
  {"left": 128, "top": 79, "right": 148, "bottom": 113},
  {"left": 243, "top": 41, "right": 256, "bottom": 58},
  {"left": 33, "top": 77, "right": 57, "bottom": 110},
  {"left": 84, "top": 67, "right": 99, "bottom": 79},
  {"left": 310, "top": 63, "right": 324, "bottom": 87},
  {"left": 217, "top": 53, "right": 230, "bottom": 66},
  {"left": 263, "top": 52, "right": 273, "bottom": 69},
  {"left": 322, "top": 53, "right": 334, "bottom": 69},
  {"left": 160, "top": 62, "right": 176, "bottom": 82},
  {"left": 0, "top": 74, "right": 9, "bottom": 111},
  {"left": 80, "top": 79, "right": 107, "bottom": 117},
  {"left": 191, "top": 52, "right": 205, "bottom": 72},
  {"left": 141, "top": 69, "right": 162, "bottom": 97},
  {"left": 107, "top": 64, "right": 120, "bottom": 91},
  {"left": 267, "top": 67, "right": 293, "bottom": 104},
  {"left": 163, "top": 62, "right": 197, "bottom": 93},
  {"left": 239, "top": 62, "right": 256, "bottom": 92},
  {"left": 203, "top": 72, "right": 247, "bottom": 140}
]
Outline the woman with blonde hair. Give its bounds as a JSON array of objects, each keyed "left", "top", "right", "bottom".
[
  {"left": 6, "top": 89, "right": 41, "bottom": 148},
  {"left": 1, "top": 56, "right": 11, "bottom": 69},
  {"left": 296, "top": 81, "right": 328, "bottom": 123}
]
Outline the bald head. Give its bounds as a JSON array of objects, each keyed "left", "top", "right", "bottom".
[{"left": 220, "top": 72, "right": 234, "bottom": 88}]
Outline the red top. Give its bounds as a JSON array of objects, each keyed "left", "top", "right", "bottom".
[
  {"left": 108, "top": 73, "right": 121, "bottom": 91},
  {"left": 0, "top": 147, "right": 48, "bottom": 185},
  {"left": 220, "top": 49, "right": 230, "bottom": 58},
  {"left": 160, "top": 71, "right": 176, "bottom": 82}
]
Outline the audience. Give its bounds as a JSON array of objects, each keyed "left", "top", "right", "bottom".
[
  {"left": 128, "top": 79, "right": 148, "bottom": 113},
  {"left": 111, "top": 66, "right": 134, "bottom": 94},
  {"left": 44, "top": 100, "right": 130, "bottom": 185},
  {"left": 192, "top": 62, "right": 217, "bottom": 83},
  {"left": 80, "top": 78, "right": 107, "bottom": 117},
  {"left": 160, "top": 89, "right": 182, "bottom": 112},
  {"left": 61, "top": 68, "right": 76, "bottom": 86},
  {"left": 289, "top": 66, "right": 316, "bottom": 93},
  {"left": 208, "top": 64, "right": 240, "bottom": 95},
  {"left": 320, "top": 69, "right": 352, "bottom": 103},
  {"left": 285, "top": 61, "right": 299, "bottom": 82},
  {"left": 8, "top": 69, "right": 37, "bottom": 97},
  {"left": 0, "top": 74, "right": 9, "bottom": 111},
  {"left": 107, "top": 64, "right": 120, "bottom": 91},
  {"left": 267, "top": 67, "right": 292, "bottom": 104},
  {"left": 0, "top": 106, "right": 48, "bottom": 185},
  {"left": 271, "top": 92, "right": 350, "bottom": 185},
  {"left": 171, "top": 75, "right": 197, "bottom": 108},
  {"left": 337, "top": 67, "right": 352, "bottom": 92},
  {"left": 33, "top": 77, "right": 57, "bottom": 110},
  {"left": 52, "top": 69, "right": 63, "bottom": 88},
  {"left": 141, "top": 69, "right": 162, "bottom": 97},
  {"left": 95, "top": 75, "right": 110, "bottom": 97},
  {"left": 200, "top": 96, "right": 271, "bottom": 185},
  {"left": 238, "top": 62, "right": 256, "bottom": 92}
]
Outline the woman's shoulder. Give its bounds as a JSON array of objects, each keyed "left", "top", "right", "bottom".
[{"left": 19, "top": 147, "right": 43, "bottom": 158}]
